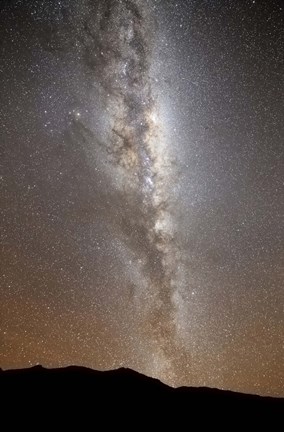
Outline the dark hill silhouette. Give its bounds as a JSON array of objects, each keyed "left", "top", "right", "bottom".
[{"left": 1, "top": 366, "right": 283, "bottom": 427}]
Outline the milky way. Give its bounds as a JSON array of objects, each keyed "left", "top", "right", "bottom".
[{"left": 77, "top": 0, "right": 187, "bottom": 379}]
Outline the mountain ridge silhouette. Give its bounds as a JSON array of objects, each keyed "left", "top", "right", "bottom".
[{"left": 1, "top": 365, "right": 283, "bottom": 427}]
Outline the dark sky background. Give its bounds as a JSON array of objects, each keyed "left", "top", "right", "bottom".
[{"left": 0, "top": 0, "right": 283, "bottom": 397}]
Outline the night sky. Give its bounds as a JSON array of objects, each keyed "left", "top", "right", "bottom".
[{"left": 0, "top": 0, "right": 283, "bottom": 397}]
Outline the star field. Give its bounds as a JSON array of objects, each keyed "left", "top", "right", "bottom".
[{"left": 0, "top": 0, "right": 283, "bottom": 396}]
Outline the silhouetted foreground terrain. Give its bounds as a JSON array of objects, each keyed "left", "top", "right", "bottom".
[{"left": 1, "top": 366, "right": 283, "bottom": 427}]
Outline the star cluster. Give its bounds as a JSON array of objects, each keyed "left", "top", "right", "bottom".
[{"left": 0, "top": 0, "right": 283, "bottom": 396}]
